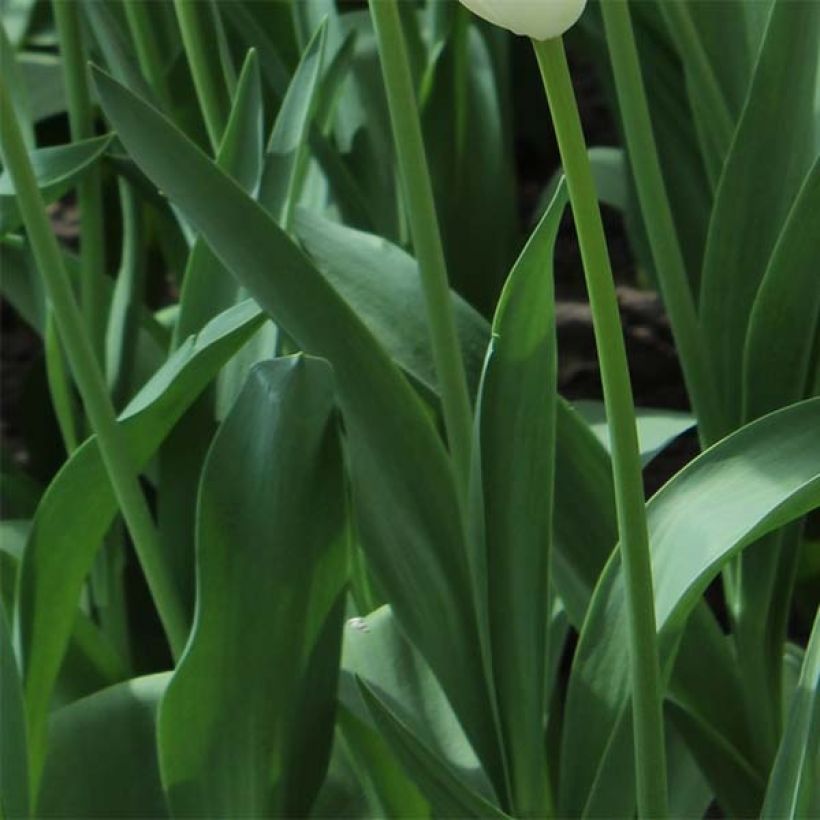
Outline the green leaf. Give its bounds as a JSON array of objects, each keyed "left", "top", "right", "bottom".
[
  {"left": 160, "top": 50, "right": 265, "bottom": 620},
  {"left": 293, "top": 208, "right": 489, "bottom": 400},
  {"left": 560, "top": 398, "right": 820, "bottom": 818},
  {"left": 94, "top": 68, "right": 506, "bottom": 794},
  {"left": 258, "top": 21, "right": 326, "bottom": 225},
  {"left": 358, "top": 680, "right": 509, "bottom": 819},
  {"left": 158, "top": 357, "right": 345, "bottom": 817},
  {"left": 0, "top": 601, "right": 28, "bottom": 820},
  {"left": 174, "top": 49, "right": 264, "bottom": 345},
  {"left": 573, "top": 400, "right": 695, "bottom": 466},
  {"left": 743, "top": 158, "right": 820, "bottom": 420},
  {"left": 761, "top": 610, "right": 820, "bottom": 819},
  {"left": 699, "top": 0, "right": 820, "bottom": 426},
  {"left": 0, "top": 134, "right": 113, "bottom": 236},
  {"left": 422, "top": 21, "right": 518, "bottom": 315},
  {"left": 471, "top": 182, "right": 566, "bottom": 814},
  {"left": 340, "top": 606, "right": 495, "bottom": 803},
  {"left": 37, "top": 674, "right": 170, "bottom": 818},
  {"left": 16, "top": 300, "right": 264, "bottom": 779}
]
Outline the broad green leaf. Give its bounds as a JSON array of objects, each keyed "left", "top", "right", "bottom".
[
  {"left": 761, "top": 610, "right": 820, "bottom": 819},
  {"left": 573, "top": 400, "right": 695, "bottom": 466},
  {"left": 743, "top": 158, "right": 820, "bottom": 421},
  {"left": 699, "top": 0, "right": 820, "bottom": 427},
  {"left": 94, "top": 68, "right": 506, "bottom": 795},
  {"left": 16, "top": 300, "right": 264, "bottom": 780},
  {"left": 158, "top": 357, "right": 345, "bottom": 817},
  {"left": 340, "top": 606, "right": 495, "bottom": 803},
  {"left": 359, "top": 680, "right": 510, "bottom": 819},
  {"left": 560, "top": 399, "right": 820, "bottom": 818},
  {"left": 37, "top": 674, "right": 170, "bottom": 818},
  {"left": 0, "top": 601, "right": 28, "bottom": 820},
  {"left": 0, "top": 134, "right": 113, "bottom": 236},
  {"left": 293, "top": 208, "right": 489, "bottom": 399},
  {"left": 471, "top": 182, "right": 566, "bottom": 815}
]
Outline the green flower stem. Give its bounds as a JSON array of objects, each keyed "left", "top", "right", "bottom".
[
  {"left": 600, "top": 0, "right": 726, "bottom": 447},
  {"left": 123, "top": 0, "right": 174, "bottom": 111},
  {"left": 0, "top": 79, "right": 187, "bottom": 661},
  {"left": 368, "top": 0, "right": 473, "bottom": 498},
  {"left": 52, "top": 0, "right": 106, "bottom": 360},
  {"left": 533, "top": 37, "right": 668, "bottom": 819},
  {"left": 174, "top": 0, "right": 230, "bottom": 152}
]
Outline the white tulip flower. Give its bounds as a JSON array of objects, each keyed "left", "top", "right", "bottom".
[{"left": 458, "top": 0, "right": 588, "bottom": 41}]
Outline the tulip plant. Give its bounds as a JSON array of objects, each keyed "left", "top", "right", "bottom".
[{"left": 0, "top": 0, "right": 818, "bottom": 818}]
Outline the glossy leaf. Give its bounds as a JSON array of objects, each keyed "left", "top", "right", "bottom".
[
  {"left": 358, "top": 681, "right": 510, "bottom": 820},
  {"left": 158, "top": 357, "right": 345, "bottom": 817},
  {"left": 471, "top": 182, "right": 566, "bottom": 814},
  {"left": 94, "top": 68, "right": 506, "bottom": 794},
  {"left": 560, "top": 399, "right": 820, "bottom": 818},
  {"left": 16, "top": 300, "right": 264, "bottom": 778}
]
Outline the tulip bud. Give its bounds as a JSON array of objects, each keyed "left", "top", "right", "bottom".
[{"left": 458, "top": 0, "right": 587, "bottom": 40}]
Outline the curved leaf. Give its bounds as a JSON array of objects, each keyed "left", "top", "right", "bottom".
[
  {"left": 37, "top": 674, "right": 170, "bottom": 818},
  {"left": 94, "top": 67, "right": 505, "bottom": 792},
  {"left": 16, "top": 300, "right": 264, "bottom": 778},
  {"left": 471, "top": 182, "right": 566, "bottom": 815},
  {"left": 0, "top": 602, "right": 28, "bottom": 819},
  {"left": 560, "top": 399, "right": 820, "bottom": 817},
  {"left": 158, "top": 357, "right": 345, "bottom": 817},
  {"left": 761, "top": 610, "right": 820, "bottom": 819},
  {"left": 699, "top": 0, "right": 820, "bottom": 426},
  {"left": 0, "top": 135, "right": 113, "bottom": 235}
]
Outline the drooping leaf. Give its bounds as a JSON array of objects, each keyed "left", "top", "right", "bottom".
[{"left": 158, "top": 357, "right": 345, "bottom": 817}]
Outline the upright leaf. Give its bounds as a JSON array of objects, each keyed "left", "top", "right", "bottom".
[
  {"left": 158, "top": 357, "right": 345, "bottom": 817},
  {"left": 95, "top": 69, "right": 506, "bottom": 793},
  {"left": 699, "top": 0, "right": 820, "bottom": 426},
  {"left": 0, "top": 602, "right": 28, "bottom": 820},
  {"left": 761, "top": 610, "right": 820, "bottom": 818},
  {"left": 743, "top": 158, "right": 820, "bottom": 420},
  {"left": 471, "top": 182, "right": 566, "bottom": 814}
]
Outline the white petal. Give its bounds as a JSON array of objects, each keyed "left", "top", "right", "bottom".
[{"left": 459, "top": 0, "right": 588, "bottom": 40}]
